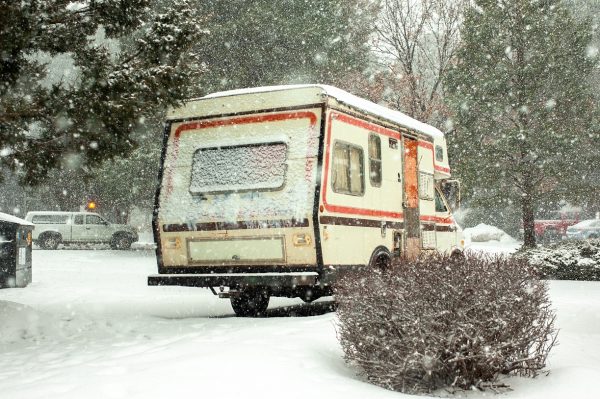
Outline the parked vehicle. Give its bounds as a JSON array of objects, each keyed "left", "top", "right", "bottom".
[
  {"left": 148, "top": 84, "right": 464, "bottom": 316},
  {"left": 533, "top": 209, "right": 581, "bottom": 241},
  {"left": 25, "top": 211, "right": 138, "bottom": 250},
  {"left": 566, "top": 219, "right": 600, "bottom": 240}
]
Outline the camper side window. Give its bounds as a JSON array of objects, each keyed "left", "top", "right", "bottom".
[
  {"left": 369, "top": 134, "right": 382, "bottom": 187},
  {"left": 435, "top": 145, "right": 444, "bottom": 162},
  {"left": 332, "top": 142, "right": 364, "bottom": 196},
  {"left": 435, "top": 188, "right": 448, "bottom": 213},
  {"left": 419, "top": 172, "right": 434, "bottom": 200}
]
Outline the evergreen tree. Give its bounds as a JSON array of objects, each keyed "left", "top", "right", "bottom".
[
  {"left": 193, "top": 0, "right": 377, "bottom": 94},
  {"left": 567, "top": 0, "right": 600, "bottom": 214},
  {"left": 2, "top": 0, "right": 377, "bottom": 217},
  {"left": 445, "top": 0, "right": 599, "bottom": 247},
  {"left": 89, "top": 124, "right": 163, "bottom": 222},
  {"left": 0, "top": 0, "right": 206, "bottom": 184},
  {"left": 64, "top": 0, "right": 378, "bottom": 217}
]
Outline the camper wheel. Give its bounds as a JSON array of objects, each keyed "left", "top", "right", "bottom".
[
  {"left": 450, "top": 249, "right": 466, "bottom": 261},
  {"left": 369, "top": 246, "right": 392, "bottom": 271},
  {"left": 230, "top": 287, "right": 270, "bottom": 317}
]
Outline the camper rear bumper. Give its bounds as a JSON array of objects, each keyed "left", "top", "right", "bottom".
[{"left": 148, "top": 271, "right": 319, "bottom": 288}]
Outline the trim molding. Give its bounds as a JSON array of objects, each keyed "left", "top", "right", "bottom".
[
  {"left": 319, "top": 216, "right": 404, "bottom": 229},
  {"left": 163, "top": 218, "right": 310, "bottom": 233},
  {"left": 157, "top": 264, "right": 318, "bottom": 275}
]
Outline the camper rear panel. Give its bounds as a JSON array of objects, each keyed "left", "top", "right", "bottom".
[{"left": 156, "top": 107, "right": 322, "bottom": 272}]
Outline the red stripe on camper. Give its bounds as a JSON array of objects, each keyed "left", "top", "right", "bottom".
[
  {"left": 419, "top": 215, "right": 454, "bottom": 224},
  {"left": 418, "top": 141, "right": 451, "bottom": 175},
  {"left": 334, "top": 113, "right": 402, "bottom": 139},
  {"left": 324, "top": 204, "right": 404, "bottom": 219},
  {"left": 418, "top": 141, "right": 433, "bottom": 150}
]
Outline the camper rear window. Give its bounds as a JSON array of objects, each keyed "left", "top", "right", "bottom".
[
  {"left": 31, "top": 215, "right": 69, "bottom": 224},
  {"left": 332, "top": 141, "right": 364, "bottom": 196},
  {"left": 189, "top": 142, "right": 288, "bottom": 194}
]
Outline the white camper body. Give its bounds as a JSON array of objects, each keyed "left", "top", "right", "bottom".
[{"left": 148, "top": 85, "right": 463, "bottom": 315}]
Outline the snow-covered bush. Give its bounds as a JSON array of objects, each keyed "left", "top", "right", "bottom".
[
  {"left": 335, "top": 253, "right": 556, "bottom": 394},
  {"left": 517, "top": 239, "right": 600, "bottom": 281}
]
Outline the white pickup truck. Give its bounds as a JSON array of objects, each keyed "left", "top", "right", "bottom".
[{"left": 25, "top": 211, "right": 139, "bottom": 250}]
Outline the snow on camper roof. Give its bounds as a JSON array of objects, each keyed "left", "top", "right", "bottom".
[
  {"left": 0, "top": 212, "right": 33, "bottom": 226},
  {"left": 203, "top": 85, "right": 445, "bottom": 140}
]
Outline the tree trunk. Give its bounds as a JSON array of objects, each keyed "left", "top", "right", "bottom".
[{"left": 522, "top": 183, "right": 537, "bottom": 248}]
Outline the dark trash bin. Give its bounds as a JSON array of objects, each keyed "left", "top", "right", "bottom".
[{"left": 0, "top": 212, "right": 34, "bottom": 288}]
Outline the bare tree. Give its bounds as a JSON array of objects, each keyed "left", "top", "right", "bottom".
[{"left": 373, "top": 0, "right": 466, "bottom": 126}]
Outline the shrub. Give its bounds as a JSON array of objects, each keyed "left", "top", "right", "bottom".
[
  {"left": 335, "top": 253, "right": 557, "bottom": 394},
  {"left": 516, "top": 239, "right": 600, "bottom": 281}
]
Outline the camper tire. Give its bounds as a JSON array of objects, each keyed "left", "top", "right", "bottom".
[
  {"left": 230, "top": 287, "right": 270, "bottom": 317},
  {"left": 39, "top": 232, "right": 61, "bottom": 250},
  {"left": 450, "top": 249, "right": 466, "bottom": 261},
  {"left": 369, "top": 246, "right": 392, "bottom": 271}
]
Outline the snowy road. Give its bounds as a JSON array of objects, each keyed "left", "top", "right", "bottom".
[{"left": 1, "top": 247, "right": 599, "bottom": 399}]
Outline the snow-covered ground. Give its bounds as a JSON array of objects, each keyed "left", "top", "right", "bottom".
[
  {"left": 466, "top": 240, "right": 522, "bottom": 255},
  {"left": 1, "top": 245, "right": 599, "bottom": 398}
]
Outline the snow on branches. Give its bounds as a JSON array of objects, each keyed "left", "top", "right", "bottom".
[{"left": 0, "top": 0, "right": 207, "bottom": 184}]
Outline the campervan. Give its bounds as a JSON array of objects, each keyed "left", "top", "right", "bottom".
[{"left": 148, "top": 85, "right": 464, "bottom": 316}]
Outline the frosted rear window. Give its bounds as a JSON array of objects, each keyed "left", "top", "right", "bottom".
[{"left": 190, "top": 142, "right": 288, "bottom": 194}]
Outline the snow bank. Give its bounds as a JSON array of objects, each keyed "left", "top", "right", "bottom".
[
  {"left": 131, "top": 231, "right": 156, "bottom": 250},
  {"left": 0, "top": 249, "right": 599, "bottom": 398},
  {"left": 0, "top": 301, "right": 65, "bottom": 348},
  {"left": 0, "top": 212, "right": 33, "bottom": 226},
  {"left": 463, "top": 223, "right": 516, "bottom": 243}
]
